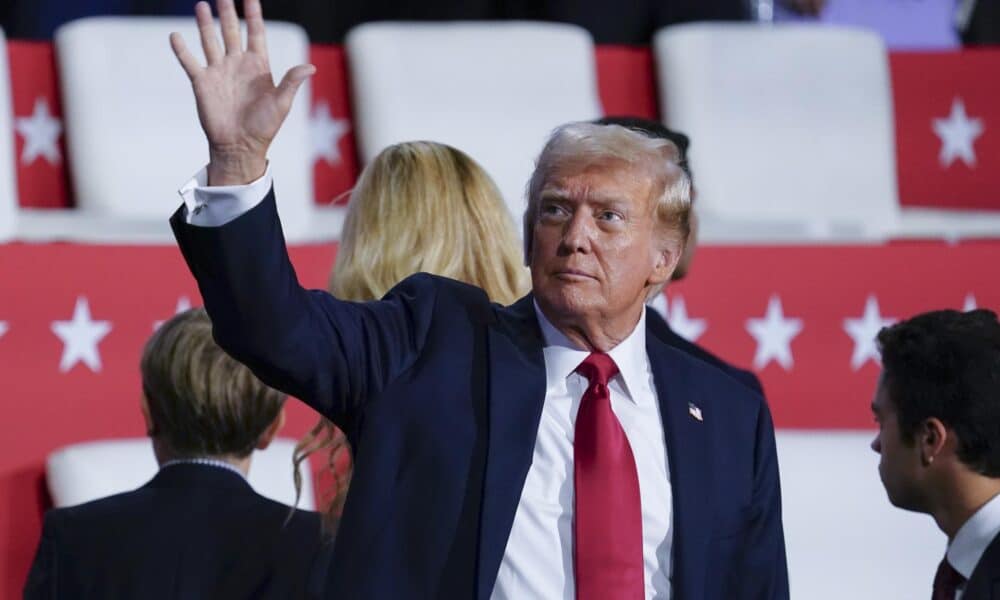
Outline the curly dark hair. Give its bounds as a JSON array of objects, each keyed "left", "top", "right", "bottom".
[{"left": 877, "top": 309, "right": 1000, "bottom": 476}]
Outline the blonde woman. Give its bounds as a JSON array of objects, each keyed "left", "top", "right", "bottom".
[{"left": 294, "top": 141, "right": 528, "bottom": 527}]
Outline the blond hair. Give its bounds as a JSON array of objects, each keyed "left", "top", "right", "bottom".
[
  {"left": 295, "top": 141, "right": 529, "bottom": 527},
  {"left": 330, "top": 141, "right": 528, "bottom": 305},
  {"left": 141, "top": 308, "right": 285, "bottom": 459},
  {"left": 523, "top": 122, "right": 692, "bottom": 266}
]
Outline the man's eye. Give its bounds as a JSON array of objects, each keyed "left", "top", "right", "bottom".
[
  {"left": 599, "top": 211, "right": 623, "bottom": 222},
  {"left": 541, "top": 204, "right": 566, "bottom": 216}
]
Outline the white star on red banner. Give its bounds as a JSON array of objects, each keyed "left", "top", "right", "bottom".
[
  {"left": 746, "top": 295, "right": 803, "bottom": 371},
  {"left": 153, "top": 296, "right": 194, "bottom": 330},
  {"left": 663, "top": 294, "right": 707, "bottom": 343},
  {"left": 964, "top": 293, "right": 978, "bottom": 311},
  {"left": 933, "top": 98, "right": 984, "bottom": 169},
  {"left": 311, "top": 101, "right": 351, "bottom": 165},
  {"left": 844, "top": 295, "right": 895, "bottom": 371},
  {"left": 15, "top": 97, "right": 62, "bottom": 166},
  {"left": 51, "top": 297, "right": 112, "bottom": 373},
  {"left": 0, "top": 321, "right": 8, "bottom": 340}
]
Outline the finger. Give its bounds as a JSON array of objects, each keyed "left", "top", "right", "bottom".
[
  {"left": 169, "top": 32, "right": 202, "bottom": 78},
  {"left": 218, "top": 0, "right": 242, "bottom": 55},
  {"left": 195, "top": 1, "right": 223, "bottom": 65},
  {"left": 275, "top": 64, "right": 316, "bottom": 112},
  {"left": 244, "top": 0, "right": 268, "bottom": 55}
]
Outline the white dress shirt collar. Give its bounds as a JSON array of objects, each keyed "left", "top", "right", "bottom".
[
  {"left": 160, "top": 457, "right": 247, "bottom": 480},
  {"left": 532, "top": 301, "right": 650, "bottom": 406},
  {"left": 948, "top": 491, "right": 1000, "bottom": 579}
]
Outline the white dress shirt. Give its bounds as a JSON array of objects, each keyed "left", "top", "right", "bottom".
[
  {"left": 948, "top": 491, "right": 1000, "bottom": 599},
  {"left": 491, "top": 304, "right": 673, "bottom": 600},
  {"left": 178, "top": 169, "right": 674, "bottom": 598}
]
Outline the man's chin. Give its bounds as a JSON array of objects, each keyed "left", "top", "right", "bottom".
[
  {"left": 536, "top": 289, "right": 598, "bottom": 319},
  {"left": 883, "top": 487, "right": 923, "bottom": 514}
]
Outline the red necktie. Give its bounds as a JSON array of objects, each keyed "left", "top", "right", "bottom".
[
  {"left": 573, "top": 352, "right": 644, "bottom": 600},
  {"left": 932, "top": 557, "right": 965, "bottom": 600}
]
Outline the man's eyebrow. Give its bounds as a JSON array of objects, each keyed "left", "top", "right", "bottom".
[
  {"left": 538, "top": 189, "right": 570, "bottom": 201},
  {"left": 539, "top": 189, "right": 630, "bottom": 208},
  {"left": 590, "top": 195, "right": 630, "bottom": 208}
]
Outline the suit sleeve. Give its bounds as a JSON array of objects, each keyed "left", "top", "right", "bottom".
[
  {"left": 743, "top": 399, "right": 790, "bottom": 599},
  {"left": 23, "top": 512, "right": 59, "bottom": 600},
  {"left": 170, "top": 189, "right": 437, "bottom": 430}
]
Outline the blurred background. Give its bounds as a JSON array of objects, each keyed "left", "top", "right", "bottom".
[{"left": 1, "top": 0, "right": 998, "bottom": 598}]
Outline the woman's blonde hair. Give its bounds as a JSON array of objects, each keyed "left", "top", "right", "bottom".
[
  {"left": 294, "top": 141, "right": 529, "bottom": 528},
  {"left": 329, "top": 140, "right": 528, "bottom": 305}
]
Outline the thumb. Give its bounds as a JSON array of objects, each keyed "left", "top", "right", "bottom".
[{"left": 275, "top": 63, "right": 316, "bottom": 112}]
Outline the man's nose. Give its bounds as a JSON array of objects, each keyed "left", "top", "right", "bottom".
[{"left": 560, "top": 211, "right": 593, "bottom": 254}]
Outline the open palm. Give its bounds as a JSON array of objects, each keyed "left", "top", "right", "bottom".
[{"left": 170, "top": 0, "right": 314, "bottom": 184}]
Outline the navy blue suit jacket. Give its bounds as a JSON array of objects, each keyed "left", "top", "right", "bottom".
[
  {"left": 963, "top": 531, "right": 1000, "bottom": 600},
  {"left": 23, "top": 464, "right": 328, "bottom": 599},
  {"left": 171, "top": 191, "right": 788, "bottom": 599},
  {"left": 646, "top": 310, "right": 764, "bottom": 396}
]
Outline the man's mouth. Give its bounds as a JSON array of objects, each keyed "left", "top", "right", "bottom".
[{"left": 553, "top": 269, "right": 596, "bottom": 281}]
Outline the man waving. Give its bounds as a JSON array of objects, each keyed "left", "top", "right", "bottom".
[{"left": 169, "top": 2, "right": 788, "bottom": 597}]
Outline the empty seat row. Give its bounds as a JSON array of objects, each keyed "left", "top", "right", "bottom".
[
  {"left": 1, "top": 19, "right": 999, "bottom": 244},
  {"left": 655, "top": 24, "right": 1000, "bottom": 243}
]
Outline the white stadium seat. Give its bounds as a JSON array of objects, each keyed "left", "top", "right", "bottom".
[
  {"left": 0, "top": 27, "right": 17, "bottom": 242},
  {"left": 14, "top": 16, "right": 344, "bottom": 243},
  {"left": 346, "top": 21, "right": 603, "bottom": 223},
  {"left": 46, "top": 437, "right": 316, "bottom": 510},
  {"left": 777, "top": 431, "right": 941, "bottom": 599},
  {"left": 654, "top": 23, "right": 1000, "bottom": 243},
  {"left": 654, "top": 24, "right": 900, "bottom": 242}
]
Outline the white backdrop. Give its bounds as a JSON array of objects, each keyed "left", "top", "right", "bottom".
[{"left": 778, "top": 431, "right": 943, "bottom": 599}]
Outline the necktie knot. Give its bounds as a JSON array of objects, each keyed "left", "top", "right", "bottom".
[{"left": 575, "top": 352, "right": 619, "bottom": 388}]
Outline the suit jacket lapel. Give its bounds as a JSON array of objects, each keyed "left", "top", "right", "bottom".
[
  {"left": 477, "top": 295, "right": 547, "bottom": 600},
  {"left": 646, "top": 336, "right": 713, "bottom": 598}
]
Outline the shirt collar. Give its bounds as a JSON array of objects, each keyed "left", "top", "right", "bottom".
[
  {"left": 160, "top": 457, "right": 246, "bottom": 480},
  {"left": 533, "top": 301, "right": 650, "bottom": 405},
  {"left": 947, "top": 491, "right": 1000, "bottom": 578}
]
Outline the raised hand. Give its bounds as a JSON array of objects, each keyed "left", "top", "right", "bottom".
[{"left": 170, "top": 0, "right": 315, "bottom": 185}]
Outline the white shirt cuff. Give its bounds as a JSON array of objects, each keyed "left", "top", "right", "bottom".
[{"left": 178, "top": 164, "right": 273, "bottom": 227}]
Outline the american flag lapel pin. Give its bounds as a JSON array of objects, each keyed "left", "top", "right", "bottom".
[{"left": 688, "top": 402, "right": 704, "bottom": 422}]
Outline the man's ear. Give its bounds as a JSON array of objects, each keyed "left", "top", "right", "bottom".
[
  {"left": 919, "top": 417, "right": 950, "bottom": 466},
  {"left": 649, "top": 239, "right": 682, "bottom": 288},
  {"left": 256, "top": 407, "right": 286, "bottom": 450}
]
